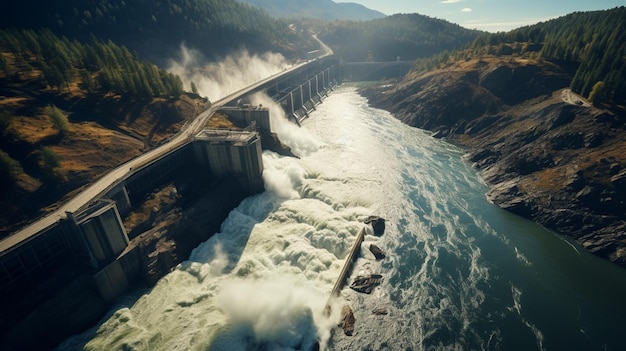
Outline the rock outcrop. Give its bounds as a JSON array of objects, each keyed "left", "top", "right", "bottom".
[
  {"left": 372, "top": 306, "right": 389, "bottom": 315},
  {"left": 369, "top": 244, "right": 386, "bottom": 260},
  {"left": 360, "top": 57, "right": 626, "bottom": 266},
  {"left": 350, "top": 274, "right": 383, "bottom": 294},
  {"left": 364, "top": 216, "right": 386, "bottom": 235},
  {"left": 339, "top": 305, "right": 356, "bottom": 336}
]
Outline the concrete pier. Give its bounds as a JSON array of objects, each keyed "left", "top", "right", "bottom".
[
  {"left": 329, "top": 227, "right": 366, "bottom": 299},
  {"left": 193, "top": 128, "right": 264, "bottom": 194}
]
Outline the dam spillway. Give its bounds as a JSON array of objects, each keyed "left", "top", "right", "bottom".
[
  {"left": 0, "top": 57, "right": 340, "bottom": 291},
  {"left": 0, "top": 56, "right": 376, "bottom": 350}
]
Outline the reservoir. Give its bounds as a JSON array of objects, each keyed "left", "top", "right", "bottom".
[{"left": 57, "top": 85, "right": 626, "bottom": 351}]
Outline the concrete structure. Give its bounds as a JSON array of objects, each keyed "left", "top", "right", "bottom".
[
  {"left": 0, "top": 55, "right": 338, "bottom": 300},
  {"left": 0, "top": 222, "right": 69, "bottom": 292},
  {"left": 122, "top": 145, "right": 194, "bottom": 208},
  {"left": 272, "top": 65, "right": 338, "bottom": 123},
  {"left": 218, "top": 105, "right": 272, "bottom": 133},
  {"left": 64, "top": 199, "right": 129, "bottom": 268},
  {"left": 0, "top": 199, "right": 127, "bottom": 292},
  {"left": 0, "top": 125, "right": 265, "bottom": 295},
  {"left": 194, "top": 128, "right": 264, "bottom": 194},
  {"left": 92, "top": 245, "right": 142, "bottom": 302}
]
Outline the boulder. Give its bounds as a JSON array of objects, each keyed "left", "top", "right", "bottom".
[
  {"left": 372, "top": 306, "right": 388, "bottom": 315},
  {"left": 350, "top": 274, "right": 383, "bottom": 294},
  {"left": 369, "top": 244, "right": 386, "bottom": 260},
  {"left": 364, "top": 216, "right": 386, "bottom": 235},
  {"left": 339, "top": 305, "right": 355, "bottom": 336},
  {"left": 611, "top": 170, "right": 626, "bottom": 192},
  {"left": 487, "top": 178, "right": 534, "bottom": 217},
  {"left": 551, "top": 132, "right": 585, "bottom": 150},
  {"left": 549, "top": 107, "right": 576, "bottom": 130},
  {"left": 564, "top": 170, "right": 586, "bottom": 192}
]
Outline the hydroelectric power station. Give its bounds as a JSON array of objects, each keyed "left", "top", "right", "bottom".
[
  {"left": 0, "top": 58, "right": 342, "bottom": 301},
  {"left": 0, "top": 55, "right": 414, "bottom": 348}
]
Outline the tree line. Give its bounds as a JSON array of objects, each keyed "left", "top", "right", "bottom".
[
  {"left": 0, "top": 29, "right": 183, "bottom": 98},
  {"left": 470, "top": 6, "right": 626, "bottom": 106},
  {"left": 0, "top": 0, "right": 315, "bottom": 64},
  {"left": 318, "top": 13, "right": 482, "bottom": 62}
]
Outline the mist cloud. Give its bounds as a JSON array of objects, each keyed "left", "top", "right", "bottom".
[
  {"left": 250, "top": 92, "right": 322, "bottom": 158},
  {"left": 215, "top": 276, "right": 322, "bottom": 349},
  {"left": 168, "top": 44, "right": 292, "bottom": 102}
]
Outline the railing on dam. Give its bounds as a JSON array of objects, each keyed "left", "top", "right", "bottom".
[{"left": 228, "top": 58, "right": 340, "bottom": 123}]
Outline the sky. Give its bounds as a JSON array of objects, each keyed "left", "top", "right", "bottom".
[{"left": 343, "top": 0, "right": 625, "bottom": 32}]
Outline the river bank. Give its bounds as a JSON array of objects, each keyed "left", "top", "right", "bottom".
[{"left": 359, "top": 56, "right": 626, "bottom": 266}]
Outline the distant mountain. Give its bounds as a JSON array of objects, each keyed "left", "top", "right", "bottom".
[{"left": 236, "top": 0, "right": 385, "bottom": 21}]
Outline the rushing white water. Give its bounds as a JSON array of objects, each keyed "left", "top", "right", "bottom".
[{"left": 57, "top": 85, "right": 626, "bottom": 351}]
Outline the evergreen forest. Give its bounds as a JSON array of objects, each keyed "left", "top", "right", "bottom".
[
  {"left": 0, "top": 0, "right": 317, "bottom": 65},
  {"left": 411, "top": 7, "right": 626, "bottom": 107},
  {"left": 0, "top": 29, "right": 183, "bottom": 98},
  {"left": 317, "top": 13, "right": 483, "bottom": 62}
]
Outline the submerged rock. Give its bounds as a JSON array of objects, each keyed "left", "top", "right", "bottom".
[
  {"left": 372, "top": 306, "right": 388, "bottom": 315},
  {"left": 350, "top": 274, "right": 383, "bottom": 294},
  {"left": 339, "top": 305, "right": 355, "bottom": 336},
  {"left": 369, "top": 244, "right": 386, "bottom": 260}
]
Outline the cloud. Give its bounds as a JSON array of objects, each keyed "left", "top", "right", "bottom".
[
  {"left": 461, "top": 8, "right": 472, "bottom": 12},
  {"left": 441, "top": 0, "right": 466, "bottom": 3}
]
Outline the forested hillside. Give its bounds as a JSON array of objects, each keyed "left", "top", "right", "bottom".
[
  {"left": 0, "top": 0, "right": 323, "bottom": 236},
  {"left": 237, "top": 0, "right": 385, "bottom": 21},
  {"left": 318, "top": 13, "right": 482, "bottom": 62},
  {"left": 358, "top": 6, "right": 626, "bottom": 266},
  {"left": 475, "top": 7, "right": 626, "bottom": 106},
  {"left": 0, "top": 0, "right": 318, "bottom": 65},
  {"left": 0, "top": 28, "right": 199, "bottom": 236},
  {"left": 0, "top": 29, "right": 184, "bottom": 98},
  {"left": 412, "top": 7, "right": 626, "bottom": 107}
]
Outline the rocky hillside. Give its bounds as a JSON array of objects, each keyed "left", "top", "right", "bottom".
[{"left": 360, "top": 57, "right": 626, "bottom": 266}]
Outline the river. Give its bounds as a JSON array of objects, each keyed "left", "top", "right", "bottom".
[{"left": 57, "top": 85, "right": 626, "bottom": 351}]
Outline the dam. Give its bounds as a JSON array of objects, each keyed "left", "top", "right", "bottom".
[
  {"left": 0, "top": 57, "right": 415, "bottom": 349},
  {"left": 0, "top": 56, "right": 343, "bottom": 305},
  {"left": 0, "top": 124, "right": 265, "bottom": 293}
]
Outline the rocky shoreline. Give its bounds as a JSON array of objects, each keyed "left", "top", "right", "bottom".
[{"left": 358, "top": 57, "right": 626, "bottom": 266}]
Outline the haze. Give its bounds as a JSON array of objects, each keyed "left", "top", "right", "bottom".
[{"left": 344, "top": 0, "right": 625, "bottom": 32}]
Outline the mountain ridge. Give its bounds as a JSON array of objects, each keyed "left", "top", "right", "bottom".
[{"left": 236, "top": 0, "right": 385, "bottom": 21}]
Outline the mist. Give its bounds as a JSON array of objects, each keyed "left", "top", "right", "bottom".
[
  {"left": 250, "top": 92, "right": 322, "bottom": 158},
  {"left": 168, "top": 44, "right": 292, "bottom": 102}
]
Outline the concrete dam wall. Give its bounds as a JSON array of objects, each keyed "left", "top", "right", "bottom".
[
  {"left": 0, "top": 60, "right": 341, "bottom": 349},
  {"left": 0, "top": 122, "right": 265, "bottom": 294}
]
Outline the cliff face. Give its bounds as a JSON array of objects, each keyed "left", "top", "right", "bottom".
[{"left": 360, "top": 57, "right": 626, "bottom": 266}]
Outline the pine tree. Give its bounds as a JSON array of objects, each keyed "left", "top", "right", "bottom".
[
  {"left": 45, "top": 104, "right": 70, "bottom": 136},
  {"left": 588, "top": 81, "right": 606, "bottom": 106}
]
